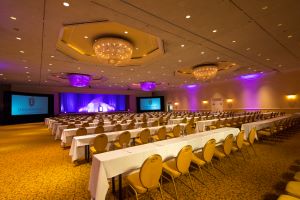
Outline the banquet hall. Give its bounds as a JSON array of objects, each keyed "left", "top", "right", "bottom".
[{"left": 1, "top": 0, "right": 300, "bottom": 200}]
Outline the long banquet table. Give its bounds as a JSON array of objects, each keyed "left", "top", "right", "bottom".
[
  {"left": 69, "top": 124, "right": 186, "bottom": 162},
  {"left": 88, "top": 127, "right": 240, "bottom": 200},
  {"left": 241, "top": 114, "right": 291, "bottom": 139}
]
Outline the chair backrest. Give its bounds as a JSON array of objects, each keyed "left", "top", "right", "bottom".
[
  {"left": 121, "top": 119, "right": 127, "bottom": 124},
  {"left": 181, "top": 117, "right": 187, "bottom": 123},
  {"left": 93, "top": 134, "right": 108, "bottom": 153},
  {"left": 111, "top": 120, "right": 117, "bottom": 125},
  {"left": 118, "top": 131, "right": 131, "bottom": 147},
  {"left": 67, "top": 124, "right": 75, "bottom": 129},
  {"left": 185, "top": 123, "right": 194, "bottom": 135},
  {"left": 139, "top": 129, "right": 151, "bottom": 144},
  {"left": 141, "top": 122, "right": 147, "bottom": 128},
  {"left": 157, "top": 126, "right": 166, "bottom": 140},
  {"left": 82, "top": 122, "right": 89, "bottom": 128},
  {"left": 152, "top": 120, "right": 159, "bottom": 127},
  {"left": 75, "top": 121, "right": 81, "bottom": 124},
  {"left": 203, "top": 139, "right": 216, "bottom": 162},
  {"left": 127, "top": 122, "right": 135, "bottom": 130},
  {"left": 94, "top": 126, "right": 104, "bottom": 134},
  {"left": 114, "top": 124, "right": 122, "bottom": 131},
  {"left": 223, "top": 134, "right": 234, "bottom": 156},
  {"left": 140, "top": 154, "right": 163, "bottom": 189},
  {"left": 61, "top": 121, "right": 68, "bottom": 125},
  {"left": 248, "top": 128, "right": 256, "bottom": 145},
  {"left": 236, "top": 130, "right": 245, "bottom": 149},
  {"left": 176, "top": 145, "right": 193, "bottom": 174},
  {"left": 76, "top": 127, "right": 87, "bottom": 136},
  {"left": 97, "top": 121, "right": 104, "bottom": 126},
  {"left": 172, "top": 125, "right": 181, "bottom": 137}
]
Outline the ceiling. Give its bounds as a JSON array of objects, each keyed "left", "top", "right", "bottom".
[{"left": 0, "top": 0, "right": 299, "bottom": 91}]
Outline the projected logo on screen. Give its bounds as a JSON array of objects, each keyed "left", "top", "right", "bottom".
[
  {"left": 29, "top": 97, "right": 35, "bottom": 107},
  {"left": 140, "top": 98, "right": 161, "bottom": 111}
]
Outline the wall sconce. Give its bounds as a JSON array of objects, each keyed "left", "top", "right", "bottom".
[
  {"left": 226, "top": 99, "right": 233, "bottom": 103},
  {"left": 286, "top": 95, "right": 297, "bottom": 100},
  {"left": 202, "top": 100, "right": 208, "bottom": 104}
]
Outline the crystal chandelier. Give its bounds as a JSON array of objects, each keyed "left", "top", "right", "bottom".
[
  {"left": 93, "top": 37, "right": 133, "bottom": 64},
  {"left": 192, "top": 64, "right": 218, "bottom": 81}
]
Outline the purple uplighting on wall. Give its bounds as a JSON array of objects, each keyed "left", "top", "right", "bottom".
[
  {"left": 140, "top": 81, "right": 156, "bottom": 91},
  {"left": 68, "top": 73, "right": 91, "bottom": 87},
  {"left": 185, "top": 84, "right": 198, "bottom": 111},
  {"left": 185, "top": 84, "right": 198, "bottom": 88},
  {"left": 240, "top": 73, "right": 263, "bottom": 80}
]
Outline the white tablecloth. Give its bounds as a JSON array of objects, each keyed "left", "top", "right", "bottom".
[
  {"left": 69, "top": 124, "right": 186, "bottom": 162},
  {"left": 89, "top": 127, "right": 240, "bottom": 200},
  {"left": 241, "top": 115, "right": 291, "bottom": 139},
  {"left": 168, "top": 117, "right": 199, "bottom": 125}
]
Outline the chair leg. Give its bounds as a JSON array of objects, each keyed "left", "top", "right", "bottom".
[
  {"left": 171, "top": 176, "right": 178, "bottom": 200},
  {"left": 240, "top": 149, "right": 246, "bottom": 161},
  {"left": 159, "top": 185, "right": 164, "bottom": 200},
  {"left": 250, "top": 145, "right": 257, "bottom": 156},
  {"left": 198, "top": 165, "right": 204, "bottom": 179},
  {"left": 187, "top": 172, "right": 194, "bottom": 191}
]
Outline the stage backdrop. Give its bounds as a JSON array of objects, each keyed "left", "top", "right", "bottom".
[{"left": 60, "top": 93, "right": 127, "bottom": 113}]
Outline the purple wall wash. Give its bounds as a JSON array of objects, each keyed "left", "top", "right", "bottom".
[
  {"left": 60, "top": 93, "right": 127, "bottom": 113},
  {"left": 185, "top": 85, "right": 199, "bottom": 110}
]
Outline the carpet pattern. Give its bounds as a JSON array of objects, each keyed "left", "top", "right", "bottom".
[{"left": 0, "top": 122, "right": 299, "bottom": 200}]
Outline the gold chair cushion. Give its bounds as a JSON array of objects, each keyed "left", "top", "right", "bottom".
[
  {"left": 286, "top": 181, "right": 300, "bottom": 198},
  {"left": 135, "top": 138, "right": 143, "bottom": 145},
  {"left": 127, "top": 172, "right": 147, "bottom": 194},
  {"left": 113, "top": 142, "right": 122, "bottom": 149},
  {"left": 191, "top": 153, "right": 206, "bottom": 166},
  {"left": 151, "top": 135, "right": 160, "bottom": 141},
  {"left": 162, "top": 159, "right": 181, "bottom": 178},
  {"left": 243, "top": 141, "right": 250, "bottom": 146},
  {"left": 214, "top": 149, "right": 226, "bottom": 159},
  {"left": 166, "top": 132, "right": 174, "bottom": 138},
  {"left": 90, "top": 146, "right": 97, "bottom": 154},
  {"left": 277, "top": 195, "right": 300, "bottom": 200},
  {"left": 294, "top": 172, "right": 300, "bottom": 182},
  {"left": 258, "top": 130, "right": 271, "bottom": 136},
  {"left": 231, "top": 146, "right": 238, "bottom": 152}
]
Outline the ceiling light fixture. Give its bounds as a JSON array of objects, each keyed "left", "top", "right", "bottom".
[
  {"left": 192, "top": 63, "right": 218, "bottom": 81},
  {"left": 16, "top": 37, "right": 21, "bottom": 40},
  {"left": 10, "top": 16, "right": 17, "bottom": 20},
  {"left": 261, "top": 6, "right": 268, "bottom": 10},
  {"left": 67, "top": 73, "right": 91, "bottom": 87},
  {"left": 93, "top": 37, "right": 133, "bottom": 64},
  {"left": 50, "top": 55, "right": 55, "bottom": 58},
  {"left": 212, "top": 29, "right": 217, "bottom": 33},
  {"left": 201, "top": 51, "right": 205, "bottom": 55},
  {"left": 124, "top": 31, "right": 128, "bottom": 34},
  {"left": 288, "top": 35, "right": 293, "bottom": 38},
  {"left": 63, "top": 2, "right": 70, "bottom": 7},
  {"left": 185, "top": 15, "right": 191, "bottom": 19},
  {"left": 84, "top": 36, "right": 88, "bottom": 39},
  {"left": 140, "top": 81, "right": 156, "bottom": 91},
  {"left": 277, "top": 23, "right": 282, "bottom": 27},
  {"left": 19, "top": 50, "right": 24, "bottom": 53},
  {"left": 181, "top": 44, "right": 185, "bottom": 47},
  {"left": 232, "top": 40, "right": 236, "bottom": 43}
]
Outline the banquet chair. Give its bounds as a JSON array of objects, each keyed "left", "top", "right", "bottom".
[
  {"left": 75, "top": 121, "right": 81, "bottom": 124},
  {"left": 121, "top": 119, "right": 127, "bottom": 124},
  {"left": 231, "top": 130, "right": 246, "bottom": 161},
  {"left": 257, "top": 124, "right": 277, "bottom": 141},
  {"left": 61, "top": 121, "right": 68, "bottom": 125},
  {"left": 127, "top": 154, "right": 163, "bottom": 200},
  {"left": 82, "top": 122, "right": 89, "bottom": 128},
  {"left": 185, "top": 123, "right": 195, "bottom": 135},
  {"left": 135, "top": 129, "right": 151, "bottom": 145},
  {"left": 151, "top": 126, "right": 166, "bottom": 141},
  {"left": 76, "top": 127, "right": 87, "bottom": 136},
  {"left": 181, "top": 117, "right": 187, "bottom": 123},
  {"left": 277, "top": 195, "right": 300, "bottom": 200},
  {"left": 192, "top": 139, "right": 216, "bottom": 179},
  {"left": 243, "top": 128, "right": 257, "bottom": 156},
  {"left": 113, "top": 124, "right": 122, "bottom": 132},
  {"left": 162, "top": 145, "right": 194, "bottom": 200},
  {"left": 90, "top": 134, "right": 108, "bottom": 159},
  {"left": 113, "top": 131, "right": 131, "bottom": 149},
  {"left": 127, "top": 122, "right": 135, "bottom": 130},
  {"left": 167, "top": 125, "right": 181, "bottom": 138},
  {"left": 209, "top": 120, "right": 221, "bottom": 130},
  {"left": 94, "top": 126, "right": 104, "bottom": 134},
  {"left": 67, "top": 124, "right": 76, "bottom": 129},
  {"left": 214, "top": 134, "right": 234, "bottom": 162},
  {"left": 111, "top": 120, "right": 117, "bottom": 125},
  {"left": 151, "top": 120, "right": 159, "bottom": 127},
  {"left": 141, "top": 122, "right": 147, "bottom": 128},
  {"left": 97, "top": 121, "right": 104, "bottom": 126},
  {"left": 285, "top": 181, "right": 300, "bottom": 198}
]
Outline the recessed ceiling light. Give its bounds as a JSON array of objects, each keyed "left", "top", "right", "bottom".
[
  {"left": 16, "top": 37, "right": 21, "bottom": 40},
  {"left": 201, "top": 51, "right": 205, "bottom": 55},
  {"left": 19, "top": 50, "right": 24, "bottom": 53},
  {"left": 278, "top": 64, "right": 282, "bottom": 67},
  {"left": 124, "top": 31, "right": 128, "bottom": 34},
  {"left": 130, "top": 68, "right": 134, "bottom": 71},
  {"left": 135, "top": 47, "right": 139, "bottom": 50},
  {"left": 44, "top": 80, "right": 48, "bottom": 82},
  {"left": 277, "top": 23, "right": 282, "bottom": 27},
  {"left": 50, "top": 55, "right": 55, "bottom": 58},
  {"left": 24, "top": 66, "right": 28, "bottom": 69},
  {"left": 266, "top": 58, "right": 270, "bottom": 61},
  {"left": 49, "top": 63, "right": 53, "bottom": 66},
  {"left": 147, "top": 71, "right": 151, "bottom": 74},
  {"left": 246, "top": 47, "right": 251, "bottom": 51},
  {"left": 248, "top": 67, "right": 252, "bottom": 70},
  {"left": 28, "top": 79, "right": 31, "bottom": 82},
  {"left": 26, "top": 71, "right": 30, "bottom": 74},
  {"left": 185, "top": 15, "right": 191, "bottom": 19},
  {"left": 212, "top": 29, "right": 217, "bottom": 33},
  {"left": 47, "top": 69, "right": 51, "bottom": 71},
  {"left": 232, "top": 40, "right": 236, "bottom": 43},
  {"left": 260, "top": 71, "right": 264, "bottom": 74},
  {"left": 178, "top": 59, "right": 182, "bottom": 63},
  {"left": 261, "top": 6, "right": 268, "bottom": 10},
  {"left": 0, "top": 73, "right": 3, "bottom": 76},
  {"left": 63, "top": 2, "right": 70, "bottom": 7},
  {"left": 257, "top": 53, "right": 262, "bottom": 56},
  {"left": 288, "top": 35, "right": 293, "bottom": 38},
  {"left": 216, "top": 57, "right": 220, "bottom": 60},
  {"left": 84, "top": 36, "right": 88, "bottom": 39},
  {"left": 10, "top": 16, "right": 17, "bottom": 20},
  {"left": 77, "top": 67, "right": 80, "bottom": 70},
  {"left": 101, "top": 70, "right": 104, "bottom": 73},
  {"left": 181, "top": 44, "right": 185, "bottom": 48}
]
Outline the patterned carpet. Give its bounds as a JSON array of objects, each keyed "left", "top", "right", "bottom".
[{"left": 0, "top": 122, "right": 299, "bottom": 200}]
